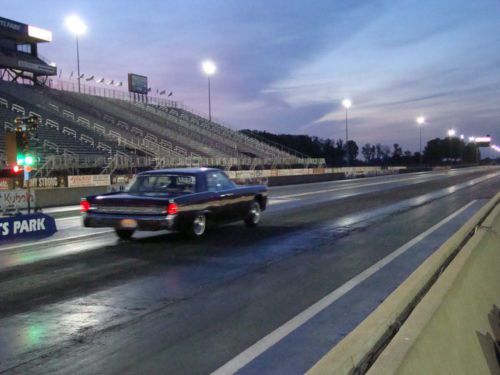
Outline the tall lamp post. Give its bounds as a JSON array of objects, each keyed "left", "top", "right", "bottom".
[
  {"left": 342, "top": 98, "right": 352, "bottom": 166},
  {"left": 416, "top": 116, "right": 425, "bottom": 165},
  {"left": 65, "top": 15, "right": 87, "bottom": 93},
  {"left": 202, "top": 60, "right": 216, "bottom": 122}
]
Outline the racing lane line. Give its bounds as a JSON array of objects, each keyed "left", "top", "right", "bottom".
[{"left": 211, "top": 199, "right": 477, "bottom": 375}]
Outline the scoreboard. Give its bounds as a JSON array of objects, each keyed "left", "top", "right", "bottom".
[{"left": 128, "top": 73, "right": 148, "bottom": 95}]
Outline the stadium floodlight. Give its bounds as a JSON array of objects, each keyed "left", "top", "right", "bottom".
[
  {"left": 65, "top": 15, "right": 87, "bottom": 94},
  {"left": 416, "top": 116, "right": 425, "bottom": 165},
  {"left": 202, "top": 60, "right": 217, "bottom": 121},
  {"left": 65, "top": 15, "right": 87, "bottom": 35},
  {"left": 341, "top": 99, "right": 352, "bottom": 166},
  {"left": 342, "top": 98, "right": 352, "bottom": 109},
  {"left": 202, "top": 60, "right": 216, "bottom": 76},
  {"left": 460, "top": 134, "right": 465, "bottom": 140},
  {"left": 447, "top": 129, "right": 456, "bottom": 137},
  {"left": 468, "top": 136, "right": 475, "bottom": 143}
]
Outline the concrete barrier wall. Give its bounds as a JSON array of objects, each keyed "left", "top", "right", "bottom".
[
  {"left": 368, "top": 202, "right": 500, "bottom": 375},
  {"left": 35, "top": 186, "right": 108, "bottom": 207},
  {"left": 226, "top": 166, "right": 405, "bottom": 180},
  {"left": 267, "top": 173, "right": 345, "bottom": 186},
  {"left": 307, "top": 192, "right": 500, "bottom": 375}
]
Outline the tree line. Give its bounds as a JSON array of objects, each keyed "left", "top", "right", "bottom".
[{"left": 242, "top": 130, "right": 482, "bottom": 167}]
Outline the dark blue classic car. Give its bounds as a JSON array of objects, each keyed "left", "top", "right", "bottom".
[{"left": 81, "top": 168, "right": 268, "bottom": 239}]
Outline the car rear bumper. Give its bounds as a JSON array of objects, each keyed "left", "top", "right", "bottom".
[{"left": 83, "top": 212, "right": 178, "bottom": 231}]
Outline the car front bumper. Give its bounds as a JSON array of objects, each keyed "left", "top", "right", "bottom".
[{"left": 83, "top": 212, "right": 178, "bottom": 231}]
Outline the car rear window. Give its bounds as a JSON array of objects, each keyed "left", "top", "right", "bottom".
[{"left": 126, "top": 174, "right": 196, "bottom": 194}]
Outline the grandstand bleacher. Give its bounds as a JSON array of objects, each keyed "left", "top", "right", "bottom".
[{"left": 0, "top": 80, "right": 325, "bottom": 175}]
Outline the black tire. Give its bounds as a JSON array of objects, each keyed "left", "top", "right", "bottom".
[
  {"left": 115, "top": 228, "right": 135, "bottom": 240},
  {"left": 245, "top": 200, "right": 261, "bottom": 227},
  {"left": 185, "top": 213, "right": 207, "bottom": 238}
]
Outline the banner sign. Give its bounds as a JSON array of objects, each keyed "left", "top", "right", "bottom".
[
  {"left": 0, "top": 178, "right": 12, "bottom": 191},
  {"left": 23, "top": 177, "right": 60, "bottom": 189},
  {"left": 0, "top": 189, "right": 35, "bottom": 210},
  {"left": 68, "top": 175, "right": 111, "bottom": 188},
  {"left": 0, "top": 213, "right": 57, "bottom": 241}
]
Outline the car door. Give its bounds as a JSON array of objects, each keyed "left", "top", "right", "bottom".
[{"left": 206, "top": 171, "right": 240, "bottom": 221}]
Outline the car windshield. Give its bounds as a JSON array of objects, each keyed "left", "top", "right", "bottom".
[{"left": 126, "top": 174, "right": 196, "bottom": 194}]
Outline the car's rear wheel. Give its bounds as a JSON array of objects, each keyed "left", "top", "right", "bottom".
[
  {"left": 115, "top": 228, "right": 135, "bottom": 240},
  {"left": 186, "top": 213, "right": 207, "bottom": 238},
  {"left": 245, "top": 200, "right": 261, "bottom": 227}
]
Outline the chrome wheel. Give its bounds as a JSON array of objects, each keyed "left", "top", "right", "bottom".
[
  {"left": 245, "top": 201, "right": 261, "bottom": 227},
  {"left": 192, "top": 214, "right": 207, "bottom": 237}
]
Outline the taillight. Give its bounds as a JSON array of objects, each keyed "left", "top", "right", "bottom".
[
  {"left": 80, "top": 199, "right": 91, "bottom": 212},
  {"left": 166, "top": 202, "right": 178, "bottom": 215}
]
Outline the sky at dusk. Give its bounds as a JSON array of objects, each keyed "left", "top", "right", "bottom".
[{"left": 3, "top": 0, "right": 500, "bottom": 153}]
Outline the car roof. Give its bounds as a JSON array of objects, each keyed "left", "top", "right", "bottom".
[{"left": 138, "top": 167, "right": 221, "bottom": 176}]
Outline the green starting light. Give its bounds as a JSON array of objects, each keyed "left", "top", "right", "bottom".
[
  {"left": 24, "top": 155, "right": 34, "bottom": 166},
  {"left": 16, "top": 153, "right": 35, "bottom": 166},
  {"left": 16, "top": 153, "right": 25, "bottom": 166}
]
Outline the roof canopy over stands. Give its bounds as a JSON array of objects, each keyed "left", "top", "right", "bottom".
[{"left": 0, "top": 16, "right": 57, "bottom": 84}]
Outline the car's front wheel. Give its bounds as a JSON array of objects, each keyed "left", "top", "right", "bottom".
[
  {"left": 245, "top": 200, "right": 261, "bottom": 227},
  {"left": 115, "top": 228, "right": 135, "bottom": 240}
]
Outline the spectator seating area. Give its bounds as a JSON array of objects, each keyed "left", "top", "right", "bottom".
[{"left": 0, "top": 80, "right": 324, "bottom": 174}]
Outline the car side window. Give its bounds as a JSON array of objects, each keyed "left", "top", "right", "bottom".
[
  {"left": 206, "top": 171, "right": 234, "bottom": 191},
  {"left": 216, "top": 172, "right": 235, "bottom": 190}
]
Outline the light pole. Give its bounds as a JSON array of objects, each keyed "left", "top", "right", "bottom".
[
  {"left": 342, "top": 98, "right": 352, "bottom": 166},
  {"left": 202, "top": 60, "right": 216, "bottom": 122},
  {"left": 416, "top": 116, "right": 425, "bottom": 165},
  {"left": 65, "top": 15, "right": 87, "bottom": 94}
]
